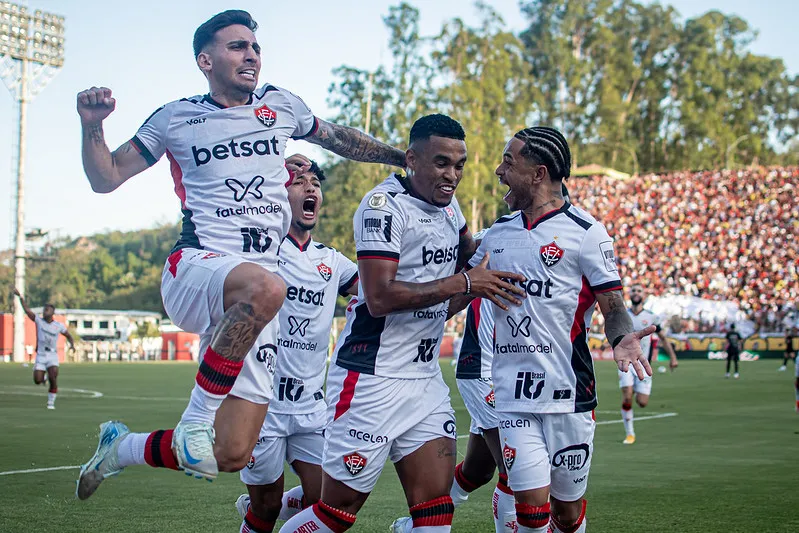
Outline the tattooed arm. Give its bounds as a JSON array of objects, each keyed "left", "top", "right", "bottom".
[
  {"left": 597, "top": 289, "right": 655, "bottom": 379},
  {"left": 359, "top": 253, "right": 525, "bottom": 318},
  {"left": 77, "top": 87, "right": 150, "bottom": 193},
  {"left": 306, "top": 118, "right": 406, "bottom": 168}
]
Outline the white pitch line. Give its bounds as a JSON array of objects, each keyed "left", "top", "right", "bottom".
[
  {"left": 0, "top": 465, "right": 79, "bottom": 476},
  {"left": 596, "top": 412, "right": 677, "bottom": 425},
  {"left": 0, "top": 387, "right": 103, "bottom": 398}
]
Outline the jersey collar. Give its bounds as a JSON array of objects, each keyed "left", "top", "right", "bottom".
[
  {"left": 202, "top": 93, "right": 255, "bottom": 109},
  {"left": 520, "top": 202, "right": 570, "bottom": 231},
  {"left": 285, "top": 234, "right": 311, "bottom": 252}
]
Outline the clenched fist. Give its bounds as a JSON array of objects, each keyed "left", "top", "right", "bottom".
[{"left": 77, "top": 86, "right": 116, "bottom": 124}]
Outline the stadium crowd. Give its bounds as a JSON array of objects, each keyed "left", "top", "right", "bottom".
[{"left": 568, "top": 166, "right": 799, "bottom": 333}]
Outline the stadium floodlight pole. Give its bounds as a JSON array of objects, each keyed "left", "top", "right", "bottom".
[{"left": 0, "top": 2, "right": 65, "bottom": 362}]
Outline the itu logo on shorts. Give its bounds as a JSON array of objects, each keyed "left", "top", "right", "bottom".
[
  {"left": 552, "top": 443, "right": 590, "bottom": 471},
  {"left": 343, "top": 452, "right": 367, "bottom": 476}
]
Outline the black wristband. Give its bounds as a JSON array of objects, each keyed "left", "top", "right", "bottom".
[{"left": 611, "top": 335, "right": 625, "bottom": 349}]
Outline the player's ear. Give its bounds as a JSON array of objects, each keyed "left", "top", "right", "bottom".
[
  {"left": 196, "top": 51, "right": 212, "bottom": 76},
  {"left": 405, "top": 149, "right": 416, "bottom": 173}
]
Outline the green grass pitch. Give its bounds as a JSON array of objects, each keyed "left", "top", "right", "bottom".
[{"left": 0, "top": 360, "right": 797, "bottom": 532}]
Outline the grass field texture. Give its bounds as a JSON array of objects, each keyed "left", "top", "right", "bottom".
[{"left": 1, "top": 360, "right": 798, "bottom": 532}]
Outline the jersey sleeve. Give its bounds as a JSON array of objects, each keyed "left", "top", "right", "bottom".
[
  {"left": 130, "top": 104, "right": 172, "bottom": 166},
  {"left": 281, "top": 88, "right": 318, "bottom": 140},
  {"left": 57, "top": 321, "right": 68, "bottom": 334},
  {"left": 354, "top": 191, "right": 406, "bottom": 262},
  {"left": 467, "top": 233, "right": 489, "bottom": 270},
  {"left": 336, "top": 251, "right": 359, "bottom": 296},
  {"left": 34, "top": 315, "right": 43, "bottom": 328},
  {"left": 450, "top": 195, "right": 468, "bottom": 236},
  {"left": 579, "top": 222, "right": 622, "bottom": 293}
]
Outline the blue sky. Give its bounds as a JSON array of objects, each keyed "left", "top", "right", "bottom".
[{"left": 0, "top": 0, "right": 796, "bottom": 251}]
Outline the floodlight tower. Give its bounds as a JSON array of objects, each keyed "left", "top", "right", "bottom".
[{"left": 0, "top": 2, "right": 65, "bottom": 361}]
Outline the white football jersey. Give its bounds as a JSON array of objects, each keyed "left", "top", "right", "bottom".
[
  {"left": 272, "top": 235, "right": 359, "bottom": 414},
  {"left": 333, "top": 174, "right": 467, "bottom": 378},
  {"left": 456, "top": 297, "right": 495, "bottom": 380},
  {"left": 133, "top": 84, "right": 316, "bottom": 271},
  {"left": 35, "top": 316, "right": 67, "bottom": 356},
  {"left": 470, "top": 204, "right": 622, "bottom": 414},
  {"left": 629, "top": 308, "right": 659, "bottom": 359}
]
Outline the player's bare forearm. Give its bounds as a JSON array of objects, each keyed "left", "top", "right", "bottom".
[
  {"left": 81, "top": 124, "right": 146, "bottom": 193},
  {"left": 446, "top": 293, "right": 474, "bottom": 320},
  {"left": 309, "top": 119, "right": 406, "bottom": 167},
  {"left": 658, "top": 330, "right": 678, "bottom": 360},
  {"left": 15, "top": 293, "right": 35, "bottom": 321},
  {"left": 598, "top": 290, "right": 634, "bottom": 343},
  {"left": 365, "top": 274, "right": 466, "bottom": 318}
]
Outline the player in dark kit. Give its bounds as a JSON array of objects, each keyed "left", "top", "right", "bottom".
[
  {"left": 779, "top": 327, "right": 795, "bottom": 372},
  {"left": 725, "top": 324, "right": 742, "bottom": 379}
]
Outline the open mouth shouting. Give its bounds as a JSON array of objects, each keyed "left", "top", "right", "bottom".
[{"left": 301, "top": 195, "right": 318, "bottom": 221}]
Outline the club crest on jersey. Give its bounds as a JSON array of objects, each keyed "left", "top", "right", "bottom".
[
  {"left": 485, "top": 389, "right": 495, "bottom": 408},
  {"left": 444, "top": 206, "right": 458, "bottom": 228},
  {"left": 343, "top": 452, "right": 367, "bottom": 476},
  {"left": 502, "top": 443, "right": 516, "bottom": 471},
  {"left": 246, "top": 455, "right": 255, "bottom": 469},
  {"left": 540, "top": 241, "right": 564, "bottom": 267},
  {"left": 254, "top": 104, "right": 277, "bottom": 127},
  {"left": 316, "top": 262, "right": 332, "bottom": 282}
]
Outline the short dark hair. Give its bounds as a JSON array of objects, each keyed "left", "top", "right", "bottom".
[
  {"left": 308, "top": 160, "right": 326, "bottom": 182},
  {"left": 193, "top": 10, "right": 258, "bottom": 58},
  {"left": 43, "top": 304, "right": 55, "bottom": 312},
  {"left": 409, "top": 114, "right": 466, "bottom": 145},
  {"left": 514, "top": 127, "right": 571, "bottom": 181}
]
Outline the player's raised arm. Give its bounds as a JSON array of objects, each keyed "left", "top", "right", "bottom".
[
  {"left": 306, "top": 118, "right": 406, "bottom": 168},
  {"left": 12, "top": 287, "right": 35, "bottom": 321},
  {"left": 77, "top": 87, "right": 151, "bottom": 193}
]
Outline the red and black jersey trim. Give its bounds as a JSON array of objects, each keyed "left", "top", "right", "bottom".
[
  {"left": 171, "top": 207, "right": 202, "bottom": 254},
  {"left": 339, "top": 272, "right": 359, "bottom": 296},
  {"left": 130, "top": 136, "right": 157, "bottom": 167},
  {"left": 591, "top": 280, "right": 622, "bottom": 293},
  {"left": 336, "top": 303, "right": 385, "bottom": 375},
  {"left": 201, "top": 93, "right": 254, "bottom": 109},
  {"left": 285, "top": 234, "right": 311, "bottom": 252},
  {"left": 521, "top": 202, "right": 571, "bottom": 231},
  {"left": 254, "top": 84, "right": 279, "bottom": 98},
  {"left": 456, "top": 298, "right": 483, "bottom": 379},
  {"left": 564, "top": 208, "right": 592, "bottom": 230},
  {"left": 357, "top": 250, "right": 400, "bottom": 262},
  {"left": 292, "top": 116, "right": 320, "bottom": 140}
]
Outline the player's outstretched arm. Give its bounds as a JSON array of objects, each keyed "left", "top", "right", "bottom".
[
  {"left": 307, "top": 118, "right": 406, "bottom": 167},
  {"left": 360, "top": 253, "right": 525, "bottom": 318},
  {"left": 62, "top": 329, "right": 76, "bottom": 351},
  {"left": 657, "top": 329, "right": 678, "bottom": 370},
  {"left": 597, "top": 289, "right": 655, "bottom": 380},
  {"left": 12, "top": 287, "right": 36, "bottom": 321},
  {"left": 78, "top": 87, "right": 150, "bottom": 193}
]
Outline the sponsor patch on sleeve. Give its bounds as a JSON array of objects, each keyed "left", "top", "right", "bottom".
[
  {"left": 361, "top": 209, "right": 394, "bottom": 243},
  {"left": 599, "top": 240, "right": 617, "bottom": 272}
]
